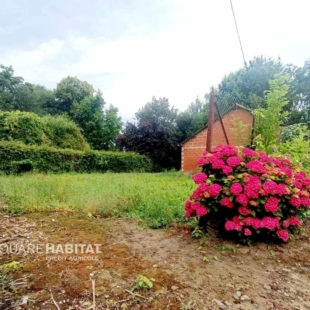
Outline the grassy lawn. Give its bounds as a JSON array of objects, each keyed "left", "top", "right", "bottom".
[{"left": 0, "top": 172, "right": 195, "bottom": 227}]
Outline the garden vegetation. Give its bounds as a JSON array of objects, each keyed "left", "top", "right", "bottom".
[{"left": 0, "top": 141, "right": 152, "bottom": 174}]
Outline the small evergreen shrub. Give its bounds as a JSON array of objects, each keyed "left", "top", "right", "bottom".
[
  {"left": 185, "top": 144, "right": 310, "bottom": 243},
  {"left": 0, "top": 141, "right": 153, "bottom": 174}
]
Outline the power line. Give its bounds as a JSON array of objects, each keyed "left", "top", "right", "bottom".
[{"left": 229, "top": 0, "right": 247, "bottom": 68}]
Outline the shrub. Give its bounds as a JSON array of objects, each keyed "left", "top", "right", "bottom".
[
  {"left": 42, "top": 115, "right": 90, "bottom": 151},
  {"left": 185, "top": 144, "right": 310, "bottom": 243},
  {"left": 253, "top": 74, "right": 289, "bottom": 153},
  {"left": 0, "top": 141, "right": 153, "bottom": 174},
  {"left": 276, "top": 128, "right": 310, "bottom": 173},
  {"left": 0, "top": 111, "right": 89, "bottom": 151}
]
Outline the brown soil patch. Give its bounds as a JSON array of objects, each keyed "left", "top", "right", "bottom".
[{"left": 0, "top": 213, "right": 309, "bottom": 310}]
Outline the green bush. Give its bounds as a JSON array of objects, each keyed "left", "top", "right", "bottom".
[
  {"left": 0, "top": 110, "right": 89, "bottom": 151},
  {"left": 0, "top": 141, "right": 153, "bottom": 174},
  {"left": 42, "top": 115, "right": 89, "bottom": 151}
]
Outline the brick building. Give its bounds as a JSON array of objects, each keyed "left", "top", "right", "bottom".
[{"left": 181, "top": 105, "right": 254, "bottom": 173}]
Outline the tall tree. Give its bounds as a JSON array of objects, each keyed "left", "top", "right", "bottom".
[
  {"left": 117, "top": 97, "right": 180, "bottom": 169},
  {"left": 54, "top": 76, "right": 94, "bottom": 114},
  {"left": 217, "top": 56, "right": 284, "bottom": 110},
  {"left": 0, "top": 65, "right": 55, "bottom": 114},
  {"left": 0, "top": 65, "right": 23, "bottom": 111},
  {"left": 176, "top": 96, "right": 209, "bottom": 142},
  {"left": 73, "top": 94, "right": 122, "bottom": 150},
  {"left": 287, "top": 61, "right": 310, "bottom": 126}
]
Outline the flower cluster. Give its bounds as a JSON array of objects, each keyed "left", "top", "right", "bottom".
[{"left": 185, "top": 145, "right": 310, "bottom": 243}]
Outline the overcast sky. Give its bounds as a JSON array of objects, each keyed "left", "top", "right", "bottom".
[{"left": 1, "top": 0, "right": 309, "bottom": 120}]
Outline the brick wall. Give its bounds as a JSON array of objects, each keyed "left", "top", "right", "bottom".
[{"left": 181, "top": 109, "right": 253, "bottom": 173}]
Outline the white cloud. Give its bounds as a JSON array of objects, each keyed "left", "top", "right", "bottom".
[{"left": 1, "top": 0, "right": 310, "bottom": 120}]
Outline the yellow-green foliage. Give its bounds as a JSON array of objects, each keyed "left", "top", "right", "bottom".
[
  {"left": 132, "top": 274, "right": 153, "bottom": 291},
  {"left": 0, "top": 261, "right": 22, "bottom": 273},
  {"left": 0, "top": 110, "right": 89, "bottom": 151},
  {"left": 276, "top": 127, "right": 310, "bottom": 172},
  {"left": 254, "top": 74, "right": 289, "bottom": 153}
]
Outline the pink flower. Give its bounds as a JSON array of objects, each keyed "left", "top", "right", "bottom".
[
  {"left": 211, "top": 159, "right": 225, "bottom": 169},
  {"left": 190, "top": 183, "right": 209, "bottom": 200},
  {"left": 222, "top": 166, "right": 233, "bottom": 175},
  {"left": 232, "top": 216, "right": 243, "bottom": 231},
  {"left": 289, "top": 216, "right": 301, "bottom": 227},
  {"left": 259, "top": 155, "right": 272, "bottom": 163},
  {"left": 283, "top": 219, "right": 290, "bottom": 228},
  {"left": 197, "top": 157, "right": 209, "bottom": 166},
  {"left": 222, "top": 147, "right": 238, "bottom": 156},
  {"left": 281, "top": 167, "right": 293, "bottom": 178},
  {"left": 249, "top": 176, "right": 261, "bottom": 184},
  {"left": 272, "top": 158, "right": 282, "bottom": 167},
  {"left": 264, "top": 197, "right": 279, "bottom": 213},
  {"left": 244, "top": 217, "right": 261, "bottom": 229},
  {"left": 242, "top": 148, "right": 257, "bottom": 158},
  {"left": 227, "top": 156, "right": 243, "bottom": 167},
  {"left": 184, "top": 200, "right": 194, "bottom": 218},
  {"left": 243, "top": 175, "right": 251, "bottom": 183},
  {"left": 277, "top": 184, "right": 288, "bottom": 196},
  {"left": 209, "top": 184, "right": 222, "bottom": 197},
  {"left": 221, "top": 197, "right": 234, "bottom": 208},
  {"left": 212, "top": 145, "right": 226, "bottom": 152},
  {"left": 302, "top": 178, "right": 310, "bottom": 187},
  {"left": 245, "top": 160, "right": 267, "bottom": 174},
  {"left": 185, "top": 209, "right": 192, "bottom": 218},
  {"left": 295, "top": 171, "right": 307, "bottom": 180},
  {"left": 192, "top": 173, "right": 207, "bottom": 184},
  {"left": 276, "top": 229, "right": 289, "bottom": 242},
  {"left": 231, "top": 183, "right": 243, "bottom": 195},
  {"left": 244, "top": 180, "right": 261, "bottom": 199},
  {"left": 238, "top": 207, "right": 251, "bottom": 216},
  {"left": 289, "top": 197, "right": 301, "bottom": 208},
  {"left": 196, "top": 206, "right": 207, "bottom": 217},
  {"left": 263, "top": 181, "right": 278, "bottom": 195},
  {"left": 225, "top": 220, "right": 236, "bottom": 231},
  {"left": 191, "top": 202, "right": 201, "bottom": 210},
  {"left": 293, "top": 181, "right": 303, "bottom": 190},
  {"left": 261, "top": 217, "right": 279, "bottom": 230},
  {"left": 184, "top": 200, "right": 191, "bottom": 210},
  {"left": 300, "top": 197, "right": 310, "bottom": 208},
  {"left": 236, "top": 194, "right": 248, "bottom": 206},
  {"left": 252, "top": 218, "right": 262, "bottom": 229},
  {"left": 244, "top": 228, "right": 252, "bottom": 236}
]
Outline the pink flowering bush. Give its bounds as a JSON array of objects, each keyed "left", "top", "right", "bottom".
[{"left": 185, "top": 144, "right": 310, "bottom": 243}]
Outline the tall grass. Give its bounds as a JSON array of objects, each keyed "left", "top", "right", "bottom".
[{"left": 0, "top": 172, "right": 194, "bottom": 228}]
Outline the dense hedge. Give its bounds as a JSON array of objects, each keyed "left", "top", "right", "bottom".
[
  {"left": 0, "top": 111, "right": 89, "bottom": 151},
  {"left": 0, "top": 141, "right": 153, "bottom": 174}
]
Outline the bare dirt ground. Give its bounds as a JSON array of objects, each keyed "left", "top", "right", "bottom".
[{"left": 0, "top": 212, "right": 309, "bottom": 310}]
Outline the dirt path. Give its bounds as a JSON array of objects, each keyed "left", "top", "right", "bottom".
[{"left": 0, "top": 213, "right": 309, "bottom": 310}]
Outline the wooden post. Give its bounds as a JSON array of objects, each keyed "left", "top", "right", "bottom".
[
  {"left": 214, "top": 101, "right": 229, "bottom": 145},
  {"left": 206, "top": 88, "right": 215, "bottom": 152}
]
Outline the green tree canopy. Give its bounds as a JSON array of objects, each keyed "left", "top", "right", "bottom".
[
  {"left": 0, "top": 65, "right": 53, "bottom": 114},
  {"left": 54, "top": 76, "right": 94, "bottom": 114},
  {"left": 176, "top": 97, "right": 209, "bottom": 142},
  {"left": 217, "top": 56, "right": 284, "bottom": 110}
]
